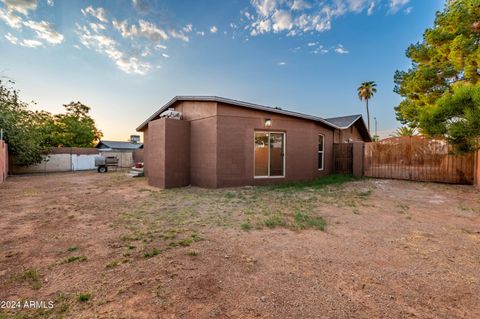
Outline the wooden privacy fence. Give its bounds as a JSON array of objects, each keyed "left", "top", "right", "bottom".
[
  {"left": 333, "top": 143, "right": 353, "bottom": 174},
  {"left": 364, "top": 136, "right": 475, "bottom": 184}
]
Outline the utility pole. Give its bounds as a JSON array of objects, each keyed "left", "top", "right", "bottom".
[{"left": 373, "top": 117, "right": 378, "bottom": 137}]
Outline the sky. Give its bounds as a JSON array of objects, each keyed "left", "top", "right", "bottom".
[{"left": 0, "top": 0, "right": 445, "bottom": 140}]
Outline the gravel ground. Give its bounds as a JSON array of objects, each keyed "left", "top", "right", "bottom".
[{"left": 0, "top": 172, "right": 479, "bottom": 319}]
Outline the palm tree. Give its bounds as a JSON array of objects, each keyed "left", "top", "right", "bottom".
[
  {"left": 357, "top": 81, "right": 377, "bottom": 134},
  {"left": 392, "top": 126, "right": 417, "bottom": 137}
]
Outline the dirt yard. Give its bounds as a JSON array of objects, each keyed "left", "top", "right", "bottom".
[{"left": 0, "top": 172, "right": 479, "bottom": 319}]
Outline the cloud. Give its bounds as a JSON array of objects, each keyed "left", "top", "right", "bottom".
[
  {"left": 170, "top": 29, "right": 189, "bottom": 42},
  {"left": 81, "top": 6, "right": 108, "bottom": 23},
  {"left": 112, "top": 19, "right": 138, "bottom": 38},
  {"left": 23, "top": 20, "right": 64, "bottom": 44},
  {"left": 210, "top": 25, "right": 218, "bottom": 33},
  {"left": 389, "top": 0, "right": 410, "bottom": 13},
  {"left": 47, "top": 0, "right": 54, "bottom": 6},
  {"left": 404, "top": 6, "right": 412, "bottom": 14},
  {"left": 367, "top": 1, "right": 375, "bottom": 15},
  {"left": 4, "top": 32, "right": 18, "bottom": 44},
  {"left": 90, "top": 22, "right": 106, "bottom": 33},
  {"left": 1, "top": 0, "right": 37, "bottom": 15},
  {"left": 196, "top": 31, "right": 205, "bottom": 36},
  {"left": 307, "top": 42, "right": 318, "bottom": 46},
  {"left": 277, "top": 61, "right": 286, "bottom": 66},
  {"left": 20, "top": 38, "right": 43, "bottom": 47},
  {"left": 291, "top": 0, "right": 311, "bottom": 11},
  {"left": 162, "top": 53, "right": 169, "bottom": 58},
  {"left": 113, "top": 19, "right": 170, "bottom": 41},
  {"left": 0, "top": 8, "right": 23, "bottom": 28},
  {"left": 183, "top": 24, "right": 193, "bottom": 33},
  {"left": 334, "top": 44, "right": 349, "bottom": 54},
  {"left": 76, "top": 24, "right": 151, "bottom": 75},
  {"left": 139, "top": 20, "right": 169, "bottom": 41},
  {"left": 272, "top": 10, "right": 292, "bottom": 32},
  {"left": 248, "top": 0, "right": 386, "bottom": 36}
]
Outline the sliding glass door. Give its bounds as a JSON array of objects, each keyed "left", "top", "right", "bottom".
[{"left": 254, "top": 132, "right": 285, "bottom": 178}]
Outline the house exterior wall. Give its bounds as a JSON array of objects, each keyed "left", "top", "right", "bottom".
[
  {"left": 141, "top": 100, "right": 340, "bottom": 188},
  {"left": 145, "top": 118, "right": 190, "bottom": 188},
  {"left": 215, "top": 103, "right": 333, "bottom": 187},
  {"left": 334, "top": 122, "right": 365, "bottom": 143}
]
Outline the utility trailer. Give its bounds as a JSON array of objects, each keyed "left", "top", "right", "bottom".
[{"left": 94, "top": 156, "right": 119, "bottom": 173}]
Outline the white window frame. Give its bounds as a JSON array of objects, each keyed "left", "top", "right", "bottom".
[
  {"left": 318, "top": 134, "right": 324, "bottom": 171},
  {"left": 254, "top": 131, "right": 286, "bottom": 179}
]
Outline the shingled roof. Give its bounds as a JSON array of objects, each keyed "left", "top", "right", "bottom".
[{"left": 324, "top": 114, "right": 363, "bottom": 129}]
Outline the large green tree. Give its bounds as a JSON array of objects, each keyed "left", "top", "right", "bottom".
[
  {"left": 0, "top": 81, "right": 103, "bottom": 166},
  {"left": 420, "top": 83, "right": 480, "bottom": 152},
  {"left": 394, "top": 0, "right": 480, "bottom": 127},
  {"left": 0, "top": 81, "right": 46, "bottom": 166},
  {"left": 47, "top": 102, "right": 103, "bottom": 148}
]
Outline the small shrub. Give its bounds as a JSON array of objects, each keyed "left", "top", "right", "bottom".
[
  {"left": 187, "top": 250, "right": 198, "bottom": 256},
  {"left": 294, "top": 211, "right": 326, "bottom": 231},
  {"left": 78, "top": 292, "right": 91, "bottom": 302},
  {"left": 67, "top": 246, "right": 78, "bottom": 252},
  {"left": 144, "top": 248, "right": 159, "bottom": 258},
  {"left": 241, "top": 223, "right": 252, "bottom": 231},
  {"left": 64, "top": 256, "right": 87, "bottom": 263}
]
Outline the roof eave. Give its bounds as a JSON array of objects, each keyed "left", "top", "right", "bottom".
[{"left": 136, "top": 96, "right": 341, "bottom": 131}]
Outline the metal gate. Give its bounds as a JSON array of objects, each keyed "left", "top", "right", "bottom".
[{"left": 333, "top": 143, "right": 353, "bottom": 174}]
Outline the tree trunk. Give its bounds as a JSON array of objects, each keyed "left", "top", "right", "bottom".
[{"left": 366, "top": 99, "right": 370, "bottom": 134}]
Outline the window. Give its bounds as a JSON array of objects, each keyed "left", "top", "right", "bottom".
[
  {"left": 318, "top": 134, "right": 324, "bottom": 170},
  {"left": 254, "top": 132, "right": 285, "bottom": 178}
]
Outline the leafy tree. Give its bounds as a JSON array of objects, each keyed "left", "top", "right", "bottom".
[
  {"left": 394, "top": 0, "right": 480, "bottom": 126},
  {"left": 0, "top": 81, "right": 46, "bottom": 166},
  {"left": 357, "top": 81, "right": 377, "bottom": 133},
  {"left": 392, "top": 126, "right": 418, "bottom": 137},
  {"left": 420, "top": 83, "right": 480, "bottom": 152},
  {"left": 47, "top": 102, "right": 103, "bottom": 147},
  {"left": 0, "top": 81, "right": 103, "bottom": 166}
]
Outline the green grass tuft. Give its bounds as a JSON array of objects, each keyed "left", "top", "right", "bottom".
[
  {"left": 144, "top": 247, "right": 160, "bottom": 258},
  {"left": 263, "top": 174, "right": 359, "bottom": 191},
  {"left": 240, "top": 222, "right": 252, "bottom": 231},
  {"left": 77, "top": 292, "right": 91, "bottom": 302},
  {"left": 64, "top": 256, "right": 87, "bottom": 263},
  {"left": 294, "top": 211, "right": 326, "bottom": 231},
  {"left": 264, "top": 215, "right": 286, "bottom": 228},
  {"left": 105, "top": 260, "right": 119, "bottom": 269}
]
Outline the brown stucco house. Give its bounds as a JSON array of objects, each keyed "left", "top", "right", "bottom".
[{"left": 136, "top": 96, "right": 370, "bottom": 189}]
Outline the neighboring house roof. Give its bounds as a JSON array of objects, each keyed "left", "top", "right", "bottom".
[
  {"left": 325, "top": 114, "right": 372, "bottom": 142},
  {"left": 324, "top": 114, "right": 362, "bottom": 129},
  {"left": 136, "top": 96, "right": 342, "bottom": 131},
  {"left": 96, "top": 140, "right": 143, "bottom": 150}
]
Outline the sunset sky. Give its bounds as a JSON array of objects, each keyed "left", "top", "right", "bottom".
[{"left": 1, "top": 0, "right": 444, "bottom": 140}]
